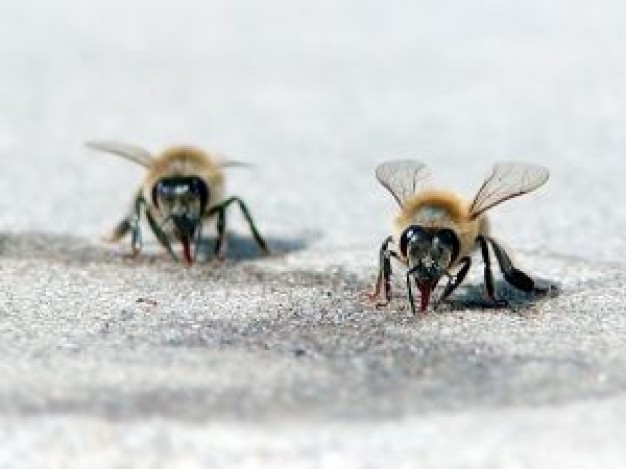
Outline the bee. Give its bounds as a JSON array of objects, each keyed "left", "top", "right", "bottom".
[
  {"left": 369, "top": 160, "right": 550, "bottom": 314},
  {"left": 87, "top": 142, "right": 268, "bottom": 264}
]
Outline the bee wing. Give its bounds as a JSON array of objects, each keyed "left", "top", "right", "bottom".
[
  {"left": 86, "top": 141, "right": 153, "bottom": 168},
  {"left": 216, "top": 157, "right": 254, "bottom": 169},
  {"left": 468, "top": 162, "right": 549, "bottom": 219},
  {"left": 219, "top": 161, "right": 253, "bottom": 168},
  {"left": 375, "top": 160, "right": 431, "bottom": 207},
  {"left": 202, "top": 151, "right": 253, "bottom": 169}
]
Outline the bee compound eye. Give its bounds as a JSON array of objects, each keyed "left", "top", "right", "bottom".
[
  {"left": 399, "top": 225, "right": 427, "bottom": 257},
  {"left": 188, "top": 177, "right": 209, "bottom": 210},
  {"left": 151, "top": 181, "right": 164, "bottom": 208},
  {"left": 435, "top": 228, "right": 460, "bottom": 262},
  {"left": 152, "top": 179, "right": 180, "bottom": 209}
]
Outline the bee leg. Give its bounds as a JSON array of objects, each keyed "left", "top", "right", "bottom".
[
  {"left": 145, "top": 208, "right": 179, "bottom": 262},
  {"left": 213, "top": 204, "right": 228, "bottom": 260},
  {"left": 103, "top": 218, "right": 132, "bottom": 243},
  {"left": 103, "top": 193, "right": 143, "bottom": 254},
  {"left": 368, "top": 236, "right": 394, "bottom": 306},
  {"left": 128, "top": 195, "right": 145, "bottom": 256},
  {"left": 434, "top": 257, "right": 471, "bottom": 309},
  {"left": 211, "top": 196, "right": 269, "bottom": 254},
  {"left": 128, "top": 216, "right": 142, "bottom": 257},
  {"left": 193, "top": 219, "right": 203, "bottom": 262},
  {"left": 486, "top": 237, "right": 535, "bottom": 293},
  {"left": 106, "top": 214, "right": 141, "bottom": 256},
  {"left": 405, "top": 271, "right": 417, "bottom": 316},
  {"left": 477, "top": 236, "right": 509, "bottom": 306}
]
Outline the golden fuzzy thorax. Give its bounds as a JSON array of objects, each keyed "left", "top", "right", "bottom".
[
  {"left": 394, "top": 189, "right": 488, "bottom": 262},
  {"left": 395, "top": 190, "right": 469, "bottom": 227},
  {"left": 141, "top": 146, "right": 225, "bottom": 207}
]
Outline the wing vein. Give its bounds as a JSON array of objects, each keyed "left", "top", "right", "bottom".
[{"left": 469, "top": 162, "right": 549, "bottom": 219}]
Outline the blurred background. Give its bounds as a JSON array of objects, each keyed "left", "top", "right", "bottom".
[{"left": 0, "top": 0, "right": 624, "bottom": 263}]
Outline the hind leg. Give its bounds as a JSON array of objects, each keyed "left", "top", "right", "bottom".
[
  {"left": 102, "top": 192, "right": 144, "bottom": 258},
  {"left": 207, "top": 196, "right": 268, "bottom": 259},
  {"left": 368, "top": 236, "right": 395, "bottom": 307},
  {"left": 485, "top": 237, "right": 539, "bottom": 292},
  {"left": 434, "top": 257, "right": 472, "bottom": 309}
]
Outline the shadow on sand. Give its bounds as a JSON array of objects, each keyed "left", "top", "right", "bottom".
[
  {"left": 0, "top": 230, "right": 317, "bottom": 265},
  {"left": 442, "top": 277, "right": 561, "bottom": 312}
]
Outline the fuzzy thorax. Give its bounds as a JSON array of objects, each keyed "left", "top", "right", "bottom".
[{"left": 394, "top": 189, "right": 469, "bottom": 229}]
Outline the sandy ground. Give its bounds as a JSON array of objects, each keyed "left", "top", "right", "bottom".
[{"left": 1, "top": 0, "right": 626, "bottom": 467}]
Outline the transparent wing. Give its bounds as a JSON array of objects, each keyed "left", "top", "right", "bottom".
[
  {"left": 375, "top": 160, "right": 431, "bottom": 207},
  {"left": 219, "top": 161, "right": 253, "bottom": 168},
  {"left": 214, "top": 153, "right": 254, "bottom": 169},
  {"left": 469, "top": 162, "right": 549, "bottom": 219},
  {"left": 86, "top": 141, "right": 153, "bottom": 168}
]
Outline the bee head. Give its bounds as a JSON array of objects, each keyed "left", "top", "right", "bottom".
[
  {"left": 151, "top": 176, "right": 210, "bottom": 242},
  {"left": 399, "top": 225, "right": 459, "bottom": 310}
]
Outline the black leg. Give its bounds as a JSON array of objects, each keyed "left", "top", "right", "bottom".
[
  {"left": 405, "top": 270, "right": 416, "bottom": 316},
  {"left": 487, "top": 237, "right": 535, "bottom": 292},
  {"left": 146, "top": 209, "right": 178, "bottom": 262},
  {"left": 105, "top": 218, "right": 131, "bottom": 243},
  {"left": 208, "top": 196, "right": 269, "bottom": 255},
  {"left": 193, "top": 219, "right": 203, "bottom": 262},
  {"left": 370, "top": 236, "right": 395, "bottom": 305},
  {"left": 103, "top": 192, "right": 142, "bottom": 248},
  {"left": 106, "top": 195, "right": 146, "bottom": 258},
  {"left": 129, "top": 195, "right": 144, "bottom": 255},
  {"left": 213, "top": 205, "right": 227, "bottom": 259},
  {"left": 435, "top": 257, "right": 471, "bottom": 308},
  {"left": 381, "top": 237, "right": 394, "bottom": 304},
  {"left": 478, "top": 236, "right": 498, "bottom": 300}
]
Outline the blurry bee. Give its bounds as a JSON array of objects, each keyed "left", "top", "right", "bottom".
[
  {"left": 369, "top": 160, "right": 550, "bottom": 314},
  {"left": 87, "top": 142, "right": 268, "bottom": 264}
]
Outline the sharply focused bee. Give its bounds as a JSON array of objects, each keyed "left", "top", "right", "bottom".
[
  {"left": 369, "top": 160, "right": 550, "bottom": 314},
  {"left": 87, "top": 142, "right": 268, "bottom": 264}
]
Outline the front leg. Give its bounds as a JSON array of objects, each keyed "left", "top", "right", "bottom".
[
  {"left": 405, "top": 270, "right": 417, "bottom": 315},
  {"left": 193, "top": 218, "right": 204, "bottom": 263},
  {"left": 145, "top": 207, "right": 179, "bottom": 262}
]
